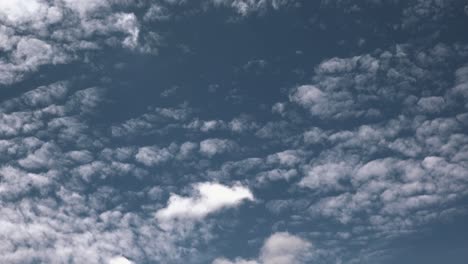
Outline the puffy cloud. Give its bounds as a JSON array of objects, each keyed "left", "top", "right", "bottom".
[
  {"left": 200, "top": 138, "right": 237, "bottom": 157},
  {"left": 135, "top": 146, "right": 174, "bottom": 166},
  {"left": 260, "top": 232, "right": 312, "bottom": 264},
  {"left": 306, "top": 155, "right": 468, "bottom": 225},
  {"left": 186, "top": 116, "right": 257, "bottom": 134},
  {"left": 61, "top": 0, "right": 110, "bottom": 16},
  {"left": 0, "top": 0, "right": 147, "bottom": 85},
  {"left": 213, "top": 232, "right": 312, "bottom": 264},
  {"left": 0, "top": 0, "right": 55, "bottom": 27},
  {"left": 289, "top": 85, "right": 326, "bottom": 111},
  {"left": 451, "top": 65, "right": 468, "bottom": 102},
  {"left": 401, "top": 0, "right": 465, "bottom": 29},
  {"left": 108, "top": 256, "right": 134, "bottom": 264},
  {"left": 288, "top": 45, "right": 467, "bottom": 120},
  {"left": 266, "top": 150, "right": 303, "bottom": 166},
  {"left": 0, "top": 165, "right": 54, "bottom": 199},
  {"left": 19, "top": 82, "right": 69, "bottom": 109},
  {"left": 210, "top": 0, "right": 296, "bottom": 16},
  {"left": 0, "top": 81, "right": 226, "bottom": 262},
  {"left": 156, "top": 182, "right": 254, "bottom": 225},
  {"left": 299, "top": 162, "right": 352, "bottom": 191},
  {"left": 187, "top": 119, "right": 226, "bottom": 132},
  {"left": 0, "top": 37, "right": 69, "bottom": 84},
  {"left": 257, "top": 168, "right": 298, "bottom": 184},
  {"left": 144, "top": 3, "right": 171, "bottom": 21},
  {"left": 1, "top": 2, "right": 468, "bottom": 263},
  {"left": 111, "top": 106, "right": 192, "bottom": 138},
  {"left": 417, "top": 96, "right": 446, "bottom": 113},
  {"left": 18, "top": 142, "right": 61, "bottom": 170},
  {"left": 177, "top": 141, "right": 198, "bottom": 159}
]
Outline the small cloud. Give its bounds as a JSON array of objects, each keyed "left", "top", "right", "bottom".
[
  {"left": 156, "top": 182, "right": 254, "bottom": 227},
  {"left": 135, "top": 146, "right": 174, "bottom": 166},
  {"left": 272, "top": 102, "right": 286, "bottom": 115},
  {"left": 213, "top": 258, "right": 259, "bottom": 264},
  {"left": 199, "top": 138, "right": 237, "bottom": 157},
  {"left": 242, "top": 59, "right": 268, "bottom": 74},
  {"left": 417, "top": 96, "right": 446, "bottom": 113},
  {"left": 108, "top": 256, "right": 134, "bottom": 264},
  {"left": 260, "top": 232, "right": 312, "bottom": 264},
  {"left": 161, "top": 85, "right": 179, "bottom": 97},
  {"left": 210, "top": 0, "right": 293, "bottom": 16},
  {"left": 213, "top": 232, "right": 312, "bottom": 264}
]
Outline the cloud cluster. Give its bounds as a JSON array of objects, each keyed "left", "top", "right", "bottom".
[
  {"left": 0, "top": 0, "right": 154, "bottom": 85},
  {"left": 0, "top": 82, "right": 235, "bottom": 263},
  {"left": 1, "top": 0, "right": 468, "bottom": 263},
  {"left": 295, "top": 44, "right": 467, "bottom": 119}
]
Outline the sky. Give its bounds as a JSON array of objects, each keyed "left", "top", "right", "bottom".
[{"left": 1, "top": 0, "right": 468, "bottom": 263}]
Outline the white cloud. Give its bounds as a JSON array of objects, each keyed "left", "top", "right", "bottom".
[
  {"left": 62, "top": 0, "right": 110, "bottom": 16},
  {"left": 266, "top": 150, "right": 303, "bottom": 166},
  {"left": 0, "top": 0, "right": 147, "bottom": 85},
  {"left": 18, "top": 142, "right": 60, "bottom": 170},
  {"left": 417, "top": 96, "right": 446, "bottom": 113},
  {"left": 144, "top": 3, "right": 171, "bottom": 21},
  {"left": 289, "top": 85, "right": 325, "bottom": 109},
  {"left": 257, "top": 168, "right": 298, "bottom": 184},
  {"left": 286, "top": 46, "right": 462, "bottom": 119},
  {"left": 108, "top": 256, "right": 134, "bottom": 264},
  {"left": 211, "top": 0, "right": 295, "bottom": 16},
  {"left": 213, "top": 232, "right": 312, "bottom": 264},
  {"left": 213, "top": 258, "right": 259, "bottom": 264},
  {"left": 200, "top": 138, "right": 237, "bottom": 157},
  {"left": 20, "top": 82, "right": 69, "bottom": 108},
  {"left": 177, "top": 141, "right": 198, "bottom": 159},
  {"left": 316, "top": 56, "right": 364, "bottom": 74},
  {"left": 451, "top": 65, "right": 468, "bottom": 102},
  {"left": 156, "top": 182, "right": 254, "bottom": 224},
  {"left": 299, "top": 162, "right": 351, "bottom": 191},
  {"left": 0, "top": 165, "right": 56, "bottom": 200},
  {"left": 135, "top": 146, "right": 173, "bottom": 166},
  {"left": 260, "top": 232, "right": 312, "bottom": 264},
  {"left": 0, "top": 3, "right": 468, "bottom": 264},
  {"left": 0, "top": 0, "right": 50, "bottom": 26}
]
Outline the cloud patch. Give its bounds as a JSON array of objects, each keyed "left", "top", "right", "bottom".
[
  {"left": 156, "top": 182, "right": 254, "bottom": 227},
  {"left": 213, "top": 232, "right": 312, "bottom": 264}
]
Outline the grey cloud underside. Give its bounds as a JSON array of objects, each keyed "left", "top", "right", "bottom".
[{"left": 1, "top": 0, "right": 468, "bottom": 264}]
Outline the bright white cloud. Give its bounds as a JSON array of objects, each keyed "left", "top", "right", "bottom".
[
  {"left": 289, "top": 85, "right": 325, "bottom": 108},
  {"left": 213, "top": 258, "right": 259, "bottom": 264},
  {"left": 213, "top": 232, "right": 312, "bottom": 264},
  {"left": 108, "top": 256, "right": 134, "bottom": 264},
  {"left": 156, "top": 182, "right": 254, "bottom": 224},
  {"left": 260, "top": 232, "right": 312, "bottom": 264},
  {"left": 0, "top": 0, "right": 49, "bottom": 25},
  {"left": 1, "top": 2, "right": 468, "bottom": 264}
]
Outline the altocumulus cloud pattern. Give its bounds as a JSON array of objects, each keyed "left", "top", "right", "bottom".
[{"left": 1, "top": 0, "right": 468, "bottom": 263}]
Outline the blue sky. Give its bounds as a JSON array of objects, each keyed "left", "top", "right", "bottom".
[{"left": 1, "top": 1, "right": 468, "bottom": 263}]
